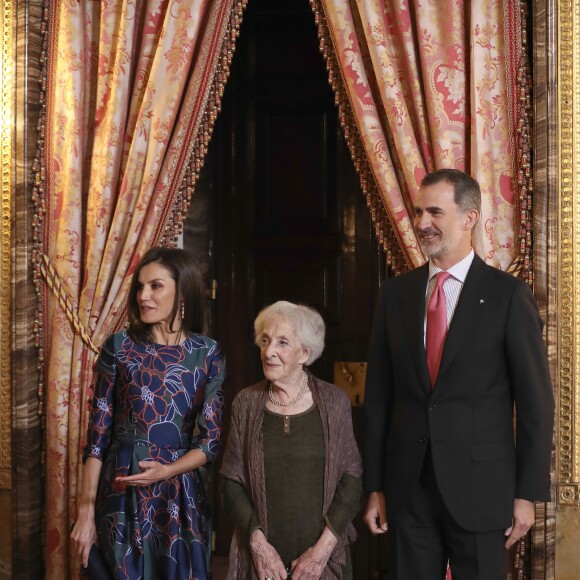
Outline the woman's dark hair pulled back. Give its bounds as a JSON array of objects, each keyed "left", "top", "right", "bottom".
[{"left": 127, "top": 247, "right": 205, "bottom": 343}]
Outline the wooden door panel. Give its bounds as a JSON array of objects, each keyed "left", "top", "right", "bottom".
[
  {"left": 254, "top": 106, "right": 336, "bottom": 229},
  {"left": 253, "top": 10, "right": 325, "bottom": 81},
  {"left": 250, "top": 253, "right": 341, "bottom": 316}
]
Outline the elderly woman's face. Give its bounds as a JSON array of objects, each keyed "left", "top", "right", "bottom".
[{"left": 258, "top": 316, "right": 309, "bottom": 384}]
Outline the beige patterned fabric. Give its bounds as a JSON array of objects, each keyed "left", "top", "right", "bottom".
[{"left": 315, "top": 0, "right": 520, "bottom": 271}]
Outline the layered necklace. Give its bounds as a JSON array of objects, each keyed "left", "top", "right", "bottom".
[{"left": 268, "top": 370, "right": 309, "bottom": 407}]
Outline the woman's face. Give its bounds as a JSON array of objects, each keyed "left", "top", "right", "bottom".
[
  {"left": 136, "top": 262, "right": 178, "bottom": 329},
  {"left": 258, "top": 316, "right": 309, "bottom": 384}
]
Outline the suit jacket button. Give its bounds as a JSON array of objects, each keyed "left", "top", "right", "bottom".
[{"left": 429, "top": 405, "right": 437, "bottom": 412}]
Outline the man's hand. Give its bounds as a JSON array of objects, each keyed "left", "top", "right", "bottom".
[
  {"left": 363, "top": 491, "right": 388, "bottom": 534},
  {"left": 504, "top": 498, "right": 535, "bottom": 549}
]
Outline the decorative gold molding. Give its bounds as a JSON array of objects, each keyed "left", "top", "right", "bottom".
[
  {"left": 557, "top": 0, "right": 580, "bottom": 502},
  {"left": 0, "top": 0, "right": 14, "bottom": 490},
  {"left": 556, "top": 483, "right": 580, "bottom": 506}
]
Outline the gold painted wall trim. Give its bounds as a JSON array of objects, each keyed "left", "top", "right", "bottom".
[
  {"left": 557, "top": 0, "right": 580, "bottom": 506},
  {"left": 0, "top": 0, "right": 13, "bottom": 491}
]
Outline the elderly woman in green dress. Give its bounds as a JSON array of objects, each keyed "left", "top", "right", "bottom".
[{"left": 221, "top": 301, "right": 362, "bottom": 579}]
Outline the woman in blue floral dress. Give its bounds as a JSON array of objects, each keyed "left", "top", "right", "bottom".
[{"left": 71, "top": 247, "right": 225, "bottom": 580}]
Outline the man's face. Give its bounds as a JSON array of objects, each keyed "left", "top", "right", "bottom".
[{"left": 413, "top": 180, "right": 477, "bottom": 268}]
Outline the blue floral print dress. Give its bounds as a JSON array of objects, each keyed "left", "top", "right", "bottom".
[{"left": 83, "top": 331, "right": 226, "bottom": 580}]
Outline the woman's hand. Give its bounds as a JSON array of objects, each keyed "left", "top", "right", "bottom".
[
  {"left": 291, "top": 527, "right": 337, "bottom": 580},
  {"left": 72, "top": 457, "right": 102, "bottom": 567},
  {"left": 115, "top": 460, "right": 171, "bottom": 487},
  {"left": 70, "top": 515, "right": 97, "bottom": 568},
  {"left": 249, "top": 529, "right": 287, "bottom": 580}
]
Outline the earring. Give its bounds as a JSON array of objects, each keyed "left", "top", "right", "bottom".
[{"left": 181, "top": 302, "right": 185, "bottom": 320}]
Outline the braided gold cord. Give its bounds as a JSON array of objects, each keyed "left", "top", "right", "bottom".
[{"left": 39, "top": 254, "right": 99, "bottom": 354}]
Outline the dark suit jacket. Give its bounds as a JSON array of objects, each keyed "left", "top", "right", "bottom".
[{"left": 363, "top": 254, "right": 554, "bottom": 532}]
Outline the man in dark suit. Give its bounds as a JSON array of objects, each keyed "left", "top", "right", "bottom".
[{"left": 362, "top": 169, "right": 554, "bottom": 579}]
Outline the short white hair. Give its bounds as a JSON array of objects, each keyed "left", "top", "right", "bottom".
[{"left": 254, "top": 301, "right": 325, "bottom": 366}]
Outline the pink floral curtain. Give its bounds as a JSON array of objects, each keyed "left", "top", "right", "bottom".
[
  {"left": 311, "top": 0, "right": 532, "bottom": 278},
  {"left": 34, "top": 1, "right": 246, "bottom": 577}
]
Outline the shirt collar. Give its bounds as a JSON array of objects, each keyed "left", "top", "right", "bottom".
[{"left": 428, "top": 249, "right": 475, "bottom": 283}]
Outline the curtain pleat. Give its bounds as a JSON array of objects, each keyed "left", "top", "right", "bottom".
[
  {"left": 34, "top": 1, "right": 246, "bottom": 577},
  {"left": 313, "top": 0, "right": 523, "bottom": 273}
]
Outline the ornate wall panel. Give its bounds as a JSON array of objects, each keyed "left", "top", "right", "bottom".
[
  {"left": 532, "top": 0, "right": 557, "bottom": 577},
  {"left": 0, "top": 1, "right": 14, "bottom": 577},
  {"left": 0, "top": 0, "right": 13, "bottom": 494},
  {"left": 556, "top": 0, "right": 580, "bottom": 504},
  {"left": 12, "top": 0, "right": 44, "bottom": 578},
  {"left": 555, "top": 0, "right": 580, "bottom": 578}
]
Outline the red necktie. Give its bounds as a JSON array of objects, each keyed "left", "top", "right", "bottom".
[{"left": 426, "top": 271, "right": 451, "bottom": 387}]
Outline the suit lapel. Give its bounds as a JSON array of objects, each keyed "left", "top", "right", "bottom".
[
  {"left": 435, "top": 255, "right": 491, "bottom": 382},
  {"left": 400, "top": 264, "right": 431, "bottom": 391}
]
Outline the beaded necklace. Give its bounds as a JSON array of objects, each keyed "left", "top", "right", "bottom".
[{"left": 268, "top": 370, "right": 309, "bottom": 406}]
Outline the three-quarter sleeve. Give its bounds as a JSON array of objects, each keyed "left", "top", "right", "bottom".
[
  {"left": 82, "top": 334, "right": 117, "bottom": 463},
  {"left": 325, "top": 474, "right": 363, "bottom": 538},
  {"left": 191, "top": 341, "right": 226, "bottom": 462}
]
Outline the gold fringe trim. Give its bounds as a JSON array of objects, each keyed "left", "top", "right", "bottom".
[
  {"left": 309, "top": 0, "right": 411, "bottom": 275},
  {"left": 32, "top": 1, "right": 50, "bottom": 417},
  {"left": 159, "top": 0, "right": 249, "bottom": 248},
  {"left": 505, "top": 0, "right": 534, "bottom": 287}
]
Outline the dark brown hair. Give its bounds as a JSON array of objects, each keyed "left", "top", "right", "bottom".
[
  {"left": 127, "top": 247, "right": 205, "bottom": 343},
  {"left": 421, "top": 168, "right": 481, "bottom": 215}
]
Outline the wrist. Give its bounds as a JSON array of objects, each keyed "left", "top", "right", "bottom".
[
  {"left": 162, "top": 462, "right": 176, "bottom": 479},
  {"left": 249, "top": 528, "right": 265, "bottom": 548},
  {"left": 317, "top": 527, "right": 338, "bottom": 554},
  {"left": 76, "top": 505, "right": 96, "bottom": 521}
]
